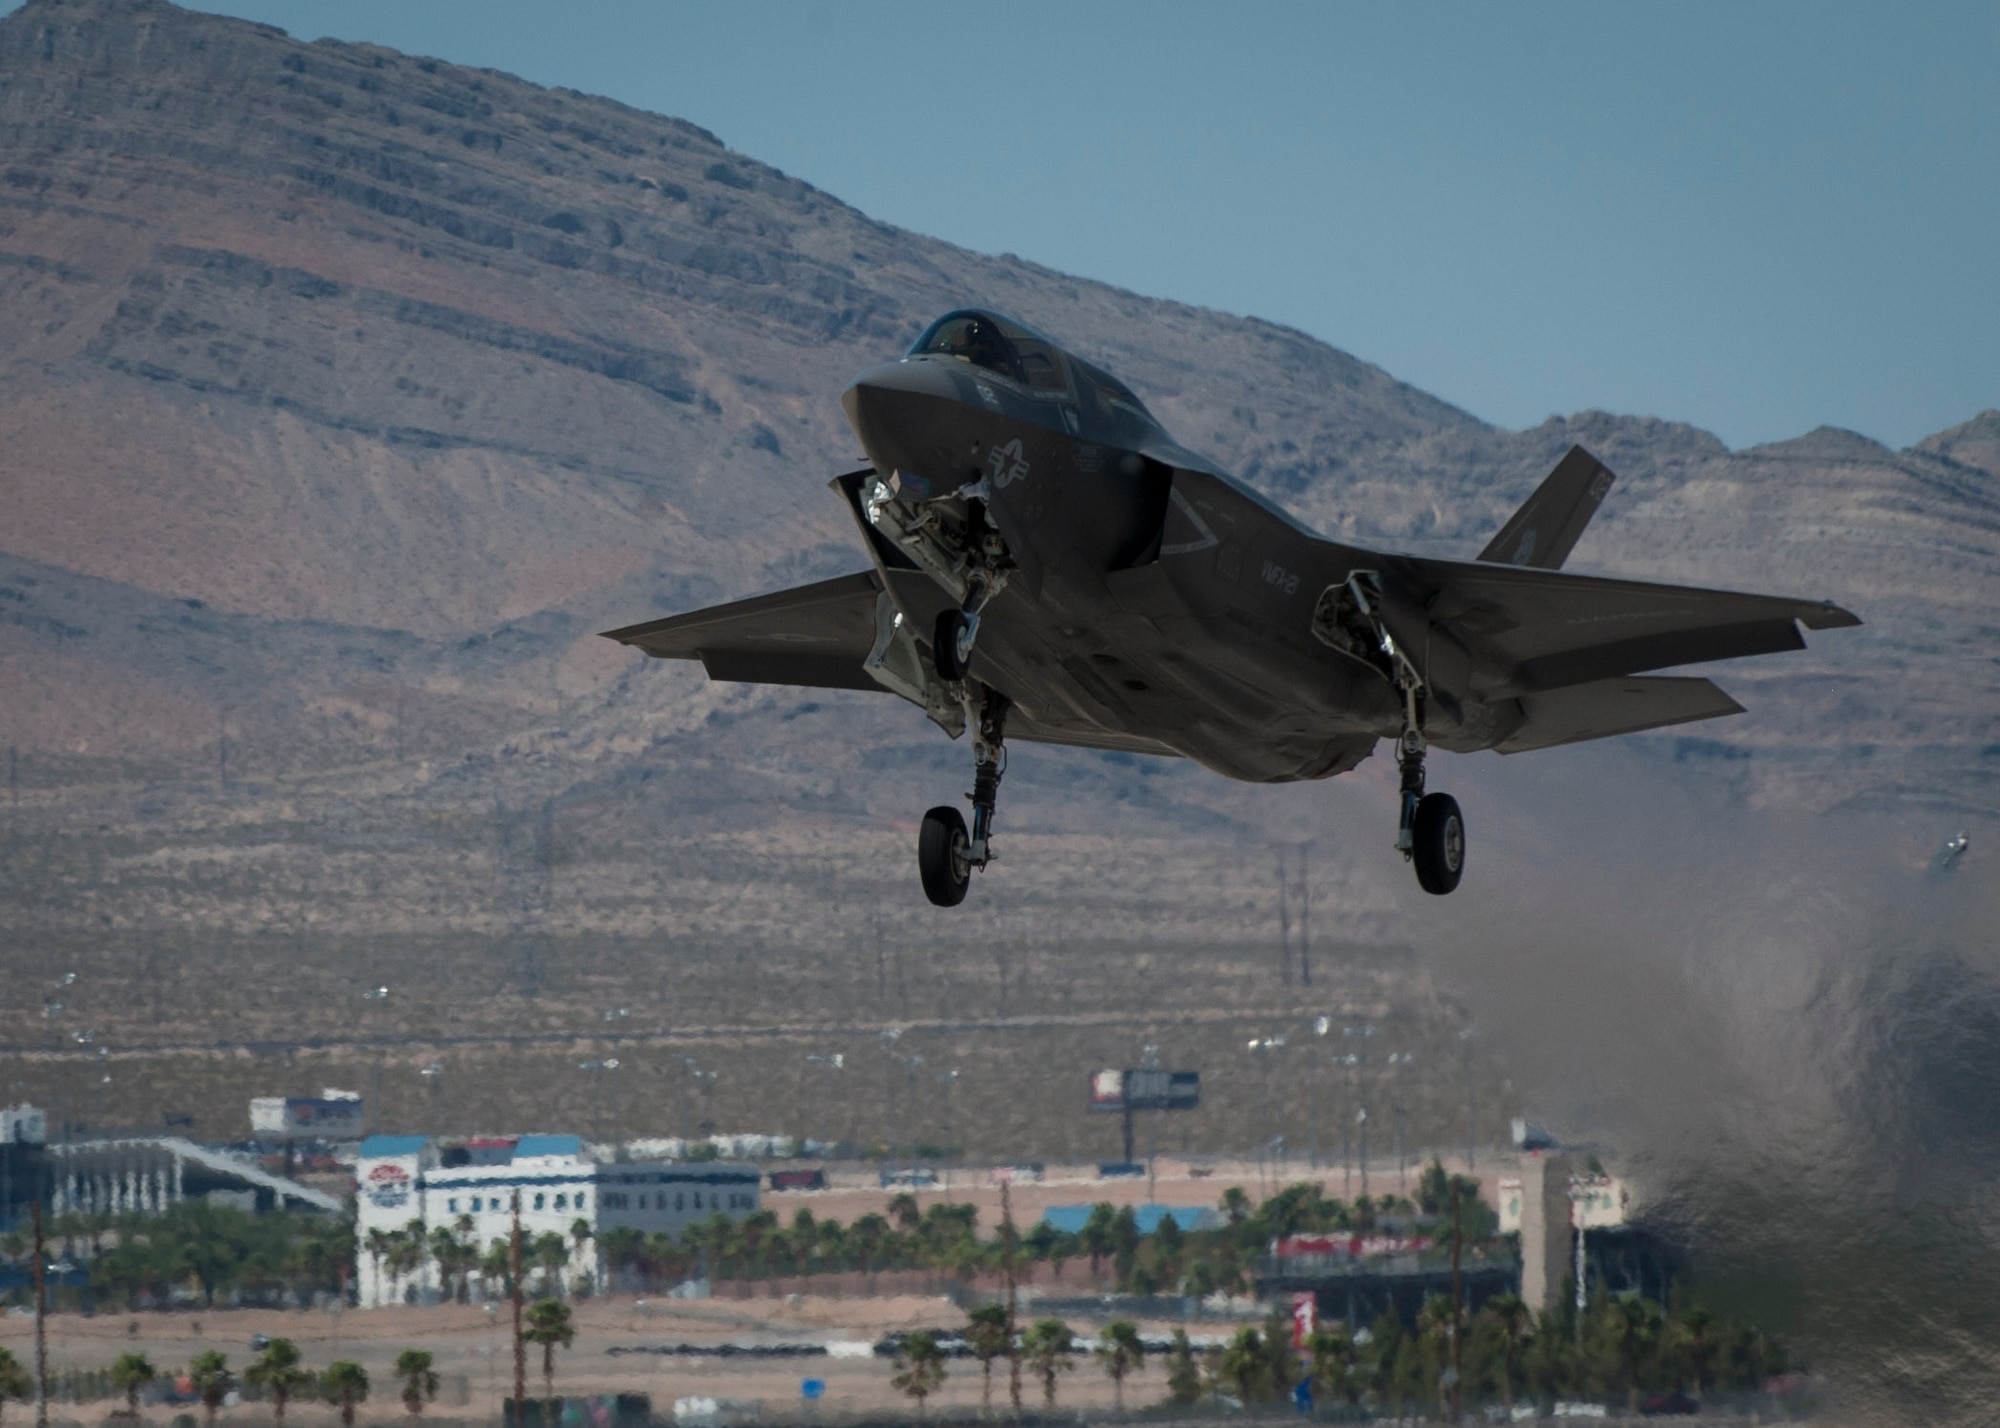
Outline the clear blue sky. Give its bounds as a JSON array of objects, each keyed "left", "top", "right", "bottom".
[{"left": 14, "top": 1, "right": 1999, "bottom": 449}]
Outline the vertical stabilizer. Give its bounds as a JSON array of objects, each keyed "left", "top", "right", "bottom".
[{"left": 1477, "top": 446, "right": 1616, "bottom": 570}]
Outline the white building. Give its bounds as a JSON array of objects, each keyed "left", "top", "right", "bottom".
[
  {"left": 354, "top": 1133, "right": 760, "bottom": 1308},
  {"left": 1498, "top": 1169, "right": 1630, "bottom": 1234}
]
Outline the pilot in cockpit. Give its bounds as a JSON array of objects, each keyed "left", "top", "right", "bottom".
[{"left": 933, "top": 315, "right": 1015, "bottom": 376}]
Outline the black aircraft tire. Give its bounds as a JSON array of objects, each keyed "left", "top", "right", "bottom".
[
  {"left": 1411, "top": 792, "right": 1466, "bottom": 895},
  {"left": 932, "top": 608, "right": 971, "bottom": 682},
  {"left": 918, "top": 804, "right": 972, "bottom": 907}
]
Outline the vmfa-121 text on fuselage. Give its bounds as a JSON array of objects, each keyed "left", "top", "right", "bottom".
[{"left": 605, "top": 311, "right": 1858, "bottom": 905}]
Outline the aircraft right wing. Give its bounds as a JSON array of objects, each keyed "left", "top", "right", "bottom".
[
  {"left": 601, "top": 570, "right": 889, "bottom": 692},
  {"left": 1385, "top": 555, "right": 1860, "bottom": 698}
]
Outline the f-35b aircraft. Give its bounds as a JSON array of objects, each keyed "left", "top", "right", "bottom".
[{"left": 605, "top": 311, "right": 1859, "bottom": 905}]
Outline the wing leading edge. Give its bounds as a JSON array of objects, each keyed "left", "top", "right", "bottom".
[{"left": 601, "top": 573, "right": 1185, "bottom": 760}]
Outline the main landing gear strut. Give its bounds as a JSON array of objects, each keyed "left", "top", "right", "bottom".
[
  {"left": 919, "top": 689, "right": 1008, "bottom": 907},
  {"left": 1393, "top": 679, "right": 1464, "bottom": 896},
  {"left": 1336, "top": 571, "right": 1464, "bottom": 895}
]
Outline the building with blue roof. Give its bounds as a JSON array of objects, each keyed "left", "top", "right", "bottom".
[
  {"left": 353, "top": 1133, "right": 759, "bottom": 1309},
  {"left": 357, "top": 1134, "right": 429, "bottom": 1159},
  {"left": 1038, "top": 1203, "right": 1223, "bottom": 1236}
]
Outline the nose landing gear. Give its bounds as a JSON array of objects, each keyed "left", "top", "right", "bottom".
[{"left": 919, "top": 689, "right": 1008, "bottom": 907}]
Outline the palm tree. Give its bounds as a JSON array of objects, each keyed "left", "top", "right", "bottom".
[
  {"left": 890, "top": 1332, "right": 948, "bottom": 1423},
  {"left": 568, "top": 1218, "right": 595, "bottom": 1296},
  {"left": 733, "top": 1210, "right": 778, "bottom": 1291},
  {"left": 1525, "top": 1308, "right": 1574, "bottom": 1409},
  {"left": 110, "top": 1352, "right": 156, "bottom": 1414},
  {"left": 523, "top": 1299, "right": 576, "bottom": 1406},
  {"left": 1219, "top": 1325, "right": 1267, "bottom": 1404},
  {"left": 189, "top": 1350, "right": 233, "bottom": 1428},
  {"left": 364, "top": 1227, "right": 395, "bottom": 1306},
  {"left": 531, "top": 1231, "right": 570, "bottom": 1298},
  {"left": 1219, "top": 1186, "right": 1251, "bottom": 1226},
  {"left": 1485, "top": 1293, "right": 1532, "bottom": 1408},
  {"left": 964, "top": 1303, "right": 1011, "bottom": 1413},
  {"left": 597, "top": 1226, "right": 645, "bottom": 1293},
  {"left": 1021, "top": 1319, "right": 1074, "bottom": 1410},
  {"left": 1676, "top": 1307, "right": 1719, "bottom": 1395},
  {"left": 394, "top": 1349, "right": 440, "bottom": 1417},
  {"left": 245, "top": 1338, "right": 314, "bottom": 1428},
  {"left": 401, "top": 1218, "right": 431, "bottom": 1296},
  {"left": 427, "top": 1225, "right": 464, "bottom": 1304},
  {"left": 384, "top": 1227, "right": 427, "bottom": 1305},
  {"left": 0, "top": 1347, "right": 32, "bottom": 1428},
  {"left": 848, "top": 1213, "right": 889, "bottom": 1292},
  {"left": 1095, "top": 1319, "right": 1146, "bottom": 1411},
  {"left": 1307, "top": 1326, "right": 1356, "bottom": 1407},
  {"left": 1417, "top": 1292, "right": 1458, "bottom": 1414},
  {"left": 1164, "top": 1328, "right": 1203, "bottom": 1406},
  {"left": 814, "top": 1219, "right": 848, "bottom": 1283},
  {"left": 320, "top": 1361, "right": 369, "bottom": 1428},
  {"left": 1610, "top": 1297, "right": 1662, "bottom": 1411},
  {"left": 1079, "top": 1203, "right": 1115, "bottom": 1285}
]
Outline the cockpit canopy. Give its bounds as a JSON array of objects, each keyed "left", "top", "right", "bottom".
[
  {"left": 909, "top": 307, "right": 1162, "bottom": 443},
  {"left": 909, "top": 309, "right": 1071, "bottom": 395}
]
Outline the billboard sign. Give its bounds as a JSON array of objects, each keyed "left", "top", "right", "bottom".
[
  {"left": 252, "top": 1096, "right": 366, "bottom": 1144},
  {"left": 251, "top": 1096, "right": 365, "bottom": 1140},
  {"left": 1274, "top": 1233, "right": 1433, "bottom": 1260},
  {"left": 365, "top": 1161, "right": 413, "bottom": 1210},
  {"left": 1088, "top": 1069, "right": 1200, "bottom": 1112},
  {"left": 1290, "top": 1291, "right": 1318, "bottom": 1348}
]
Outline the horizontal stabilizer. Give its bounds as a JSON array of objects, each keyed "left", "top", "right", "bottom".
[
  {"left": 1478, "top": 445, "right": 1616, "bottom": 570},
  {"left": 1495, "top": 676, "right": 1743, "bottom": 754}
]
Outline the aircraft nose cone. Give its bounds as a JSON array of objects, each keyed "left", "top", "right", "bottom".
[{"left": 841, "top": 357, "right": 972, "bottom": 481}]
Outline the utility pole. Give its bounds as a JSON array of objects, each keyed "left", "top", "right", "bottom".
[
  {"left": 1001, "top": 1180, "right": 1022, "bottom": 1412},
  {"left": 1450, "top": 1178, "right": 1464, "bottom": 1422},
  {"left": 1297, "top": 843, "right": 1312, "bottom": 988},
  {"left": 1573, "top": 1186, "right": 1588, "bottom": 1342},
  {"left": 1462, "top": 1029, "right": 1477, "bottom": 1172},
  {"left": 510, "top": 1192, "right": 526, "bottom": 1421},
  {"left": 1276, "top": 858, "right": 1292, "bottom": 986},
  {"left": 33, "top": 1199, "right": 48, "bottom": 1428}
]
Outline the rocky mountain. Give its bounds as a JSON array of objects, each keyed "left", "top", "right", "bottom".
[{"left": 0, "top": 0, "right": 1994, "bottom": 1145}]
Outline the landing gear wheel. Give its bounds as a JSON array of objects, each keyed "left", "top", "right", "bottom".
[
  {"left": 918, "top": 804, "right": 972, "bottom": 907},
  {"left": 1411, "top": 792, "right": 1465, "bottom": 895},
  {"left": 932, "top": 608, "right": 973, "bottom": 682}
]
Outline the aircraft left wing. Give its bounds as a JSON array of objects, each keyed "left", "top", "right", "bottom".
[
  {"left": 1383, "top": 555, "right": 1860, "bottom": 697},
  {"left": 602, "top": 570, "right": 888, "bottom": 692}
]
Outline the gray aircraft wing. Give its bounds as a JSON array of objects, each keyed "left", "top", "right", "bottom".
[
  {"left": 1383, "top": 555, "right": 1861, "bottom": 698},
  {"left": 601, "top": 570, "right": 887, "bottom": 691},
  {"left": 603, "top": 572, "right": 1186, "bottom": 760}
]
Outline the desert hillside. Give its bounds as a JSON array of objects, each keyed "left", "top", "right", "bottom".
[{"left": 0, "top": 0, "right": 1993, "bottom": 1150}]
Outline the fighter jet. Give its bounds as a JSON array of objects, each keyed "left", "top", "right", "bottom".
[{"left": 605, "top": 310, "right": 1859, "bottom": 905}]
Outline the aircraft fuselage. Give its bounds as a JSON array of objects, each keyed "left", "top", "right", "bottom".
[{"left": 839, "top": 314, "right": 1400, "bottom": 782}]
